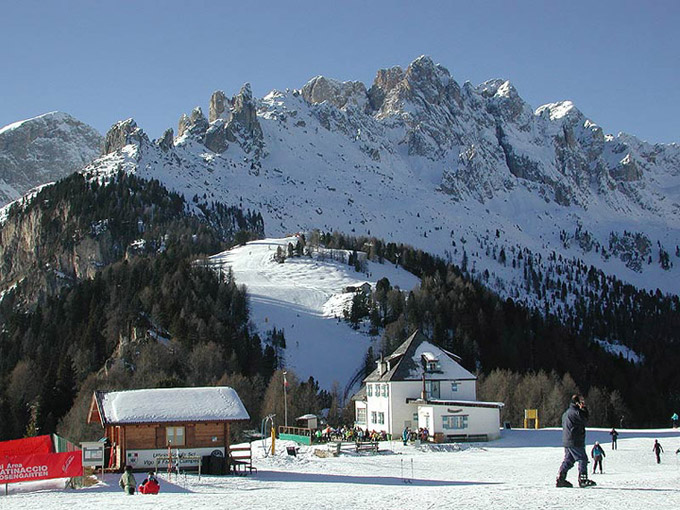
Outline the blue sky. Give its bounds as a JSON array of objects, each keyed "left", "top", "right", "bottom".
[{"left": 1, "top": 0, "right": 678, "bottom": 143}]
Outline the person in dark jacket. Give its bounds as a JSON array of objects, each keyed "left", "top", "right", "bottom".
[
  {"left": 609, "top": 428, "right": 618, "bottom": 450},
  {"left": 590, "top": 441, "right": 605, "bottom": 474},
  {"left": 652, "top": 439, "right": 664, "bottom": 464},
  {"left": 556, "top": 395, "right": 596, "bottom": 488}
]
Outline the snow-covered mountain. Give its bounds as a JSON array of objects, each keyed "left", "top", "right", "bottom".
[
  {"left": 0, "top": 112, "right": 102, "bottom": 206},
  {"left": 79, "top": 56, "right": 678, "bottom": 307},
  {"left": 209, "top": 237, "right": 420, "bottom": 390}
]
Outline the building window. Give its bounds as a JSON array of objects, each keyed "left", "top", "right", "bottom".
[
  {"left": 371, "top": 411, "right": 377, "bottom": 424},
  {"left": 442, "top": 415, "right": 468, "bottom": 430},
  {"left": 425, "top": 380, "right": 440, "bottom": 399},
  {"left": 378, "top": 412, "right": 385, "bottom": 424},
  {"left": 451, "top": 381, "right": 459, "bottom": 392},
  {"left": 166, "top": 426, "right": 185, "bottom": 446},
  {"left": 413, "top": 413, "right": 419, "bottom": 423},
  {"left": 356, "top": 408, "right": 367, "bottom": 424},
  {"left": 367, "top": 384, "right": 372, "bottom": 397},
  {"left": 381, "top": 384, "right": 389, "bottom": 397}
]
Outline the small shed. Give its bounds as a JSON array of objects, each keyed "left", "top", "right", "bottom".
[{"left": 87, "top": 386, "right": 249, "bottom": 471}]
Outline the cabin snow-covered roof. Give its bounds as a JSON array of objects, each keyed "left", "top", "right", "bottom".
[
  {"left": 89, "top": 387, "right": 250, "bottom": 426},
  {"left": 364, "top": 330, "right": 476, "bottom": 382}
]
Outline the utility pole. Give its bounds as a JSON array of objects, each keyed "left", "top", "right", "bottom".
[{"left": 283, "top": 371, "right": 288, "bottom": 427}]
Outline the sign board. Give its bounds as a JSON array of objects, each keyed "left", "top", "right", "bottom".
[
  {"left": 0, "top": 451, "right": 82, "bottom": 484},
  {"left": 0, "top": 435, "right": 53, "bottom": 456},
  {"left": 80, "top": 442, "right": 105, "bottom": 468},
  {"left": 125, "top": 447, "right": 224, "bottom": 469}
]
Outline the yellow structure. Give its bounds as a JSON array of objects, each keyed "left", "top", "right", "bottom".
[{"left": 524, "top": 409, "right": 539, "bottom": 429}]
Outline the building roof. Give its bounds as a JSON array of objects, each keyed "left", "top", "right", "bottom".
[
  {"left": 364, "top": 330, "right": 476, "bottom": 383},
  {"left": 88, "top": 386, "right": 250, "bottom": 426},
  {"left": 406, "top": 398, "right": 505, "bottom": 409}
]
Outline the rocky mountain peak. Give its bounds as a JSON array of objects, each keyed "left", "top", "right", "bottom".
[
  {"left": 103, "top": 118, "right": 148, "bottom": 155},
  {"left": 368, "top": 65, "right": 405, "bottom": 110},
  {"left": 301, "top": 76, "right": 369, "bottom": 110},
  {"left": 227, "top": 83, "right": 263, "bottom": 150},
  {"left": 0, "top": 112, "right": 102, "bottom": 205},
  {"left": 209, "top": 90, "right": 231, "bottom": 123}
]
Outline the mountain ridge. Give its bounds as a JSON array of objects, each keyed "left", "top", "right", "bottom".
[
  {"left": 0, "top": 111, "right": 103, "bottom": 206},
  {"left": 67, "top": 56, "right": 677, "bottom": 305}
]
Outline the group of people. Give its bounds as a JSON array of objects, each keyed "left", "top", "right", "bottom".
[
  {"left": 119, "top": 466, "right": 160, "bottom": 495},
  {"left": 557, "top": 394, "right": 675, "bottom": 488},
  {"left": 312, "top": 425, "right": 392, "bottom": 443},
  {"left": 401, "top": 426, "right": 429, "bottom": 445}
]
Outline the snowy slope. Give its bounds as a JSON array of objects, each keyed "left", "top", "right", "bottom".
[
  {"left": 5, "top": 428, "right": 680, "bottom": 509},
  {"left": 210, "top": 237, "right": 420, "bottom": 390}
]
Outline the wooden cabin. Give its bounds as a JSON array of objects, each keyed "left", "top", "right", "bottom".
[{"left": 87, "top": 386, "right": 249, "bottom": 471}]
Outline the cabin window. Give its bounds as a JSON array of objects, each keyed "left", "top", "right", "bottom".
[
  {"left": 371, "top": 411, "right": 377, "bottom": 424},
  {"left": 378, "top": 412, "right": 385, "bottom": 424},
  {"left": 425, "top": 380, "right": 440, "bottom": 399},
  {"left": 356, "top": 408, "right": 367, "bottom": 424},
  {"left": 367, "top": 384, "right": 373, "bottom": 397},
  {"left": 442, "top": 415, "right": 468, "bottom": 430},
  {"left": 451, "top": 381, "right": 459, "bottom": 392},
  {"left": 166, "top": 426, "right": 185, "bottom": 446}
]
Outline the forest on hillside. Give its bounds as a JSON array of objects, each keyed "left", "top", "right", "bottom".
[
  {"left": 1, "top": 174, "right": 678, "bottom": 443},
  {"left": 313, "top": 231, "right": 679, "bottom": 427}
]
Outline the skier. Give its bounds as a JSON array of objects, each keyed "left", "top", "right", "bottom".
[
  {"left": 671, "top": 412, "right": 679, "bottom": 429},
  {"left": 402, "top": 426, "right": 410, "bottom": 446},
  {"left": 609, "top": 428, "right": 618, "bottom": 450},
  {"left": 590, "top": 441, "right": 605, "bottom": 474},
  {"left": 652, "top": 439, "right": 664, "bottom": 464},
  {"left": 119, "top": 465, "right": 137, "bottom": 495},
  {"left": 556, "top": 394, "right": 596, "bottom": 488}
]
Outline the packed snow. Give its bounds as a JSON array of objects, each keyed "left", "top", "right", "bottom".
[
  {"left": 210, "top": 237, "right": 420, "bottom": 391},
  {"left": 4, "top": 428, "right": 680, "bottom": 509}
]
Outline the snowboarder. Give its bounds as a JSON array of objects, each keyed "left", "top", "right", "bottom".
[
  {"left": 591, "top": 441, "right": 605, "bottom": 474},
  {"left": 119, "top": 465, "right": 137, "bottom": 495},
  {"left": 652, "top": 439, "right": 664, "bottom": 464},
  {"left": 609, "top": 428, "right": 618, "bottom": 450},
  {"left": 671, "top": 412, "right": 679, "bottom": 429},
  {"left": 556, "top": 394, "right": 596, "bottom": 488}
]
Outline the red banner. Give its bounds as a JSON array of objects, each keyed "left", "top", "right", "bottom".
[
  {"left": 0, "top": 451, "right": 82, "bottom": 484},
  {"left": 0, "top": 435, "right": 53, "bottom": 456}
]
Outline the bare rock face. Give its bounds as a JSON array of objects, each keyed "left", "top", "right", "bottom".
[
  {"left": 226, "top": 83, "right": 263, "bottom": 151},
  {"left": 204, "top": 120, "right": 228, "bottom": 153},
  {"left": 0, "top": 112, "right": 102, "bottom": 206},
  {"left": 368, "top": 66, "right": 404, "bottom": 110},
  {"left": 177, "top": 113, "right": 190, "bottom": 138},
  {"left": 103, "top": 118, "right": 148, "bottom": 154},
  {"left": 156, "top": 128, "right": 174, "bottom": 151},
  {"left": 209, "top": 90, "right": 232, "bottom": 123},
  {"left": 301, "top": 76, "right": 369, "bottom": 110}
]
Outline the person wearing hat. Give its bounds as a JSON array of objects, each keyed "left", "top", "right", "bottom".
[
  {"left": 556, "top": 394, "right": 596, "bottom": 488},
  {"left": 591, "top": 441, "right": 606, "bottom": 474}
]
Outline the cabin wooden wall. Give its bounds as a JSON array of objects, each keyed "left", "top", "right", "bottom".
[{"left": 121, "top": 422, "right": 228, "bottom": 450}]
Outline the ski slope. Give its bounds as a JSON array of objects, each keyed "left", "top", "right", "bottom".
[
  {"left": 5, "top": 428, "right": 680, "bottom": 509},
  {"left": 209, "top": 237, "right": 420, "bottom": 391}
]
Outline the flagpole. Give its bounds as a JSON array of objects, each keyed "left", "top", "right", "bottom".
[{"left": 283, "top": 371, "right": 288, "bottom": 427}]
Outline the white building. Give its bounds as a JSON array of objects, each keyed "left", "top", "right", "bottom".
[{"left": 354, "top": 330, "right": 503, "bottom": 441}]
